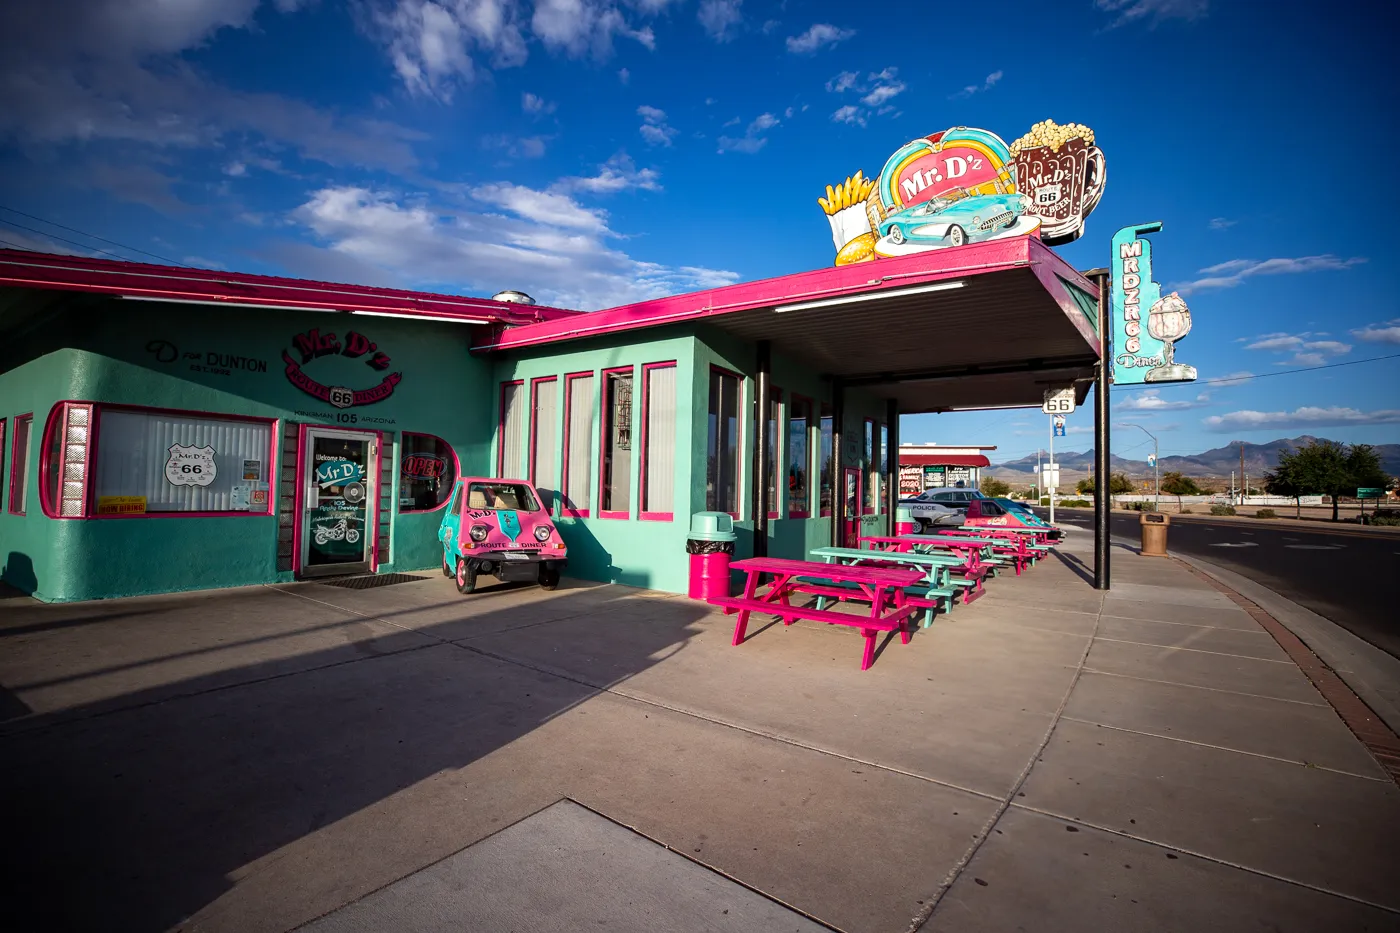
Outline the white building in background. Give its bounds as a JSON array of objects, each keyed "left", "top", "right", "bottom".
[{"left": 897, "top": 444, "right": 998, "bottom": 495}]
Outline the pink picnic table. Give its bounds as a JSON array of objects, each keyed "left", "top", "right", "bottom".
[
  {"left": 708, "top": 556, "right": 923, "bottom": 671},
  {"left": 859, "top": 534, "right": 1001, "bottom": 591}
]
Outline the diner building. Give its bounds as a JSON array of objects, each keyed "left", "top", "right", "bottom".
[{"left": 0, "top": 235, "right": 1101, "bottom": 602}]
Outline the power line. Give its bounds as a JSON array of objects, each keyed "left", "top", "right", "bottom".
[
  {"left": 0, "top": 205, "right": 191, "bottom": 267},
  {"left": 0, "top": 218, "right": 137, "bottom": 264},
  {"left": 1153, "top": 353, "right": 1400, "bottom": 388}
]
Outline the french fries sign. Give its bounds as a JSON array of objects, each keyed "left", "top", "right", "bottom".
[{"left": 821, "top": 120, "right": 1106, "bottom": 265}]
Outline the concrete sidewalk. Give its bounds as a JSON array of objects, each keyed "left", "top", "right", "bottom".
[{"left": 1, "top": 534, "right": 1397, "bottom": 933}]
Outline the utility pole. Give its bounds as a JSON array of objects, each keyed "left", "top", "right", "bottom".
[
  {"left": 1240, "top": 442, "right": 1247, "bottom": 506},
  {"left": 1116, "top": 423, "right": 1158, "bottom": 511},
  {"left": 1036, "top": 446, "right": 1042, "bottom": 502}
]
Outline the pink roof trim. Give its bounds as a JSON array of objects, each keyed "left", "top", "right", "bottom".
[
  {"left": 476, "top": 236, "right": 1097, "bottom": 352},
  {"left": 0, "top": 249, "right": 579, "bottom": 326}
]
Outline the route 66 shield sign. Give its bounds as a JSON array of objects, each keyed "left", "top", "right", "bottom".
[{"left": 165, "top": 444, "right": 217, "bottom": 487}]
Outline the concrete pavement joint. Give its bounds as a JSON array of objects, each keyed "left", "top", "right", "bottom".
[
  {"left": 905, "top": 592, "right": 1107, "bottom": 933},
  {"left": 1079, "top": 668, "right": 1330, "bottom": 707},
  {"left": 1057, "top": 716, "right": 1392, "bottom": 784},
  {"left": 1006, "top": 801, "right": 1400, "bottom": 917},
  {"left": 1088, "top": 636, "right": 1295, "bottom": 663},
  {"left": 1096, "top": 613, "right": 1273, "bottom": 633}
]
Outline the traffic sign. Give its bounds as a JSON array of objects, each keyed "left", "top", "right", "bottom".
[
  {"left": 1042, "top": 387, "right": 1075, "bottom": 415},
  {"left": 1053, "top": 421, "right": 1065, "bottom": 438},
  {"left": 1357, "top": 487, "right": 1384, "bottom": 498}
]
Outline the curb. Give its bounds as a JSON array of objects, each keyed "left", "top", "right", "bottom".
[{"left": 1169, "top": 556, "right": 1400, "bottom": 786}]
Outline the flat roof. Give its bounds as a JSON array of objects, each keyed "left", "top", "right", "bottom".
[
  {"left": 0, "top": 249, "right": 579, "bottom": 326},
  {"left": 478, "top": 236, "right": 1102, "bottom": 414}
]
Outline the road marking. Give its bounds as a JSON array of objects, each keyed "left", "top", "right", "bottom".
[
  {"left": 1285, "top": 544, "right": 1345, "bottom": 551},
  {"left": 1211, "top": 542, "right": 1259, "bottom": 547},
  {"left": 1283, "top": 537, "right": 1299, "bottom": 541}
]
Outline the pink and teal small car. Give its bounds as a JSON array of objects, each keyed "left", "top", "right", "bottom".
[{"left": 438, "top": 477, "right": 567, "bottom": 593}]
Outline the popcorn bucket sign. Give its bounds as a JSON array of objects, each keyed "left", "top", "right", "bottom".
[
  {"left": 819, "top": 120, "right": 1106, "bottom": 265},
  {"left": 165, "top": 445, "right": 217, "bottom": 487}
]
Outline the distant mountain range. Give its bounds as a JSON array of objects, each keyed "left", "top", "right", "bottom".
[{"left": 991, "top": 436, "right": 1400, "bottom": 478}]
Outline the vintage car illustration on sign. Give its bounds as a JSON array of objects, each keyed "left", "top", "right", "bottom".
[
  {"left": 877, "top": 188, "right": 1031, "bottom": 248},
  {"left": 438, "top": 477, "right": 568, "bottom": 593}
]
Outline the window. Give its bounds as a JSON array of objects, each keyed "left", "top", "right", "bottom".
[
  {"left": 599, "top": 367, "right": 634, "bottom": 518},
  {"left": 42, "top": 404, "right": 93, "bottom": 518},
  {"left": 640, "top": 362, "right": 676, "bottom": 520},
  {"left": 92, "top": 408, "right": 273, "bottom": 515},
  {"left": 862, "top": 419, "right": 875, "bottom": 514},
  {"left": 9, "top": 414, "right": 34, "bottom": 515},
  {"left": 465, "top": 481, "right": 540, "bottom": 512},
  {"left": 788, "top": 395, "right": 811, "bottom": 519},
  {"left": 399, "top": 433, "right": 457, "bottom": 512},
  {"left": 706, "top": 367, "right": 741, "bottom": 515},
  {"left": 878, "top": 423, "right": 888, "bottom": 512},
  {"left": 819, "top": 404, "right": 833, "bottom": 516},
  {"left": 530, "top": 377, "right": 558, "bottom": 510},
  {"left": 765, "top": 388, "right": 781, "bottom": 518},
  {"left": 562, "top": 372, "right": 594, "bottom": 516},
  {"left": 497, "top": 381, "right": 525, "bottom": 477}
]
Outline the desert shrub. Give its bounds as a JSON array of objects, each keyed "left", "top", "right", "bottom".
[
  {"left": 1059, "top": 498, "right": 1092, "bottom": 508},
  {"left": 1181, "top": 507, "right": 1193, "bottom": 514},
  {"left": 1369, "top": 508, "right": 1400, "bottom": 526},
  {"left": 1122, "top": 501, "right": 1151, "bottom": 511},
  {"left": 1210, "top": 504, "right": 1237, "bottom": 516},
  {"left": 1255, "top": 509, "right": 1277, "bottom": 519}
]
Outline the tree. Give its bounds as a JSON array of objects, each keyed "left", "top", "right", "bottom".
[
  {"left": 980, "top": 476, "right": 1010, "bottom": 498},
  {"left": 1076, "top": 476, "right": 1095, "bottom": 495},
  {"left": 1160, "top": 471, "right": 1202, "bottom": 511},
  {"left": 1264, "top": 459, "right": 1304, "bottom": 518},
  {"left": 1108, "top": 472, "right": 1134, "bottom": 502},
  {"left": 1271, "top": 440, "right": 1390, "bottom": 521}
]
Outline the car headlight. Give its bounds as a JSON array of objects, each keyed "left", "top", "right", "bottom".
[
  {"left": 533, "top": 525, "right": 552, "bottom": 542},
  {"left": 973, "top": 216, "right": 981, "bottom": 225},
  {"left": 469, "top": 524, "right": 489, "bottom": 542}
]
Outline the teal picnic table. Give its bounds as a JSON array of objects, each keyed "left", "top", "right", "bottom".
[{"left": 810, "top": 546, "right": 961, "bottom": 624}]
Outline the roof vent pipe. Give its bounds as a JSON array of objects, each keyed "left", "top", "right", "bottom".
[{"left": 492, "top": 290, "right": 536, "bottom": 305}]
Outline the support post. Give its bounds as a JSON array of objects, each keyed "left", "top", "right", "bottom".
[
  {"left": 885, "top": 399, "right": 899, "bottom": 535},
  {"left": 1087, "top": 268, "right": 1112, "bottom": 590},
  {"left": 1048, "top": 411, "right": 1056, "bottom": 526},
  {"left": 831, "top": 379, "right": 844, "bottom": 548},
  {"left": 754, "top": 341, "right": 771, "bottom": 558}
]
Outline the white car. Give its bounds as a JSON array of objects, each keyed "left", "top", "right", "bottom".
[{"left": 901, "top": 488, "right": 987, "bottom": 532}]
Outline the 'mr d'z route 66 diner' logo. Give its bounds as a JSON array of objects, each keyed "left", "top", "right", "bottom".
[{"left": 283, "top": 328, "right": 402, "bottom": 409}]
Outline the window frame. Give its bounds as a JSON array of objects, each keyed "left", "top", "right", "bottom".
[
  {"left": 819, "top": 403, "right": 833, "bottom": 518},
  {"left": 0, "top": 417, "right": 6, "bottom": 512},
  {"left": 787, "top": 393, "right": 813, "bottom": 520},
  {"left": 639, "top": 360, "right": 677, "bottom": 522},
  {"left": 597, "top": 365, "right": 635, "bottom": 520},
  {"left": 496, "top": 379, "right": 525, "bottom": 478},
  {"left": 862, "top": 417, "right": 876, "bottom": 515},
  {"left": 529, "top": 375, "right": 559, "bottom": 513},
  {"left": 8, "top": 413, "right": 34, "bottom": 516},
  {"left": 561, "top": 370, "right": 595, "bottom": 518},
  {"left": 79, "top": 403, "right": 278, "bottom": 520},
  {"left": 398, "top": 431, "right": 460, "bottom": 514},
  {"left": 706, "top": 365, "right": 744, "bottom": 518},
  {"left": 765, "top": 386, "right": 783, "bottom": 519}
]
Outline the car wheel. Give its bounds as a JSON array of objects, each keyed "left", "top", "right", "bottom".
[
  {"left": 947, "top": 225, "right": 966, "bottom": 247},
  {"left": 888, "top": 225, "right": 905, "bottom": 245},
  {"left": 455, "top": 557, "right": 477, "bottom": 595},
  {"left": 538, "top": 565, "right": 560, "bottom": 591}
]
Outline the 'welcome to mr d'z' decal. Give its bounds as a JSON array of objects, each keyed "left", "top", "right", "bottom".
[{"left": 283, "top": 328, "right": 403, "bottom": 409}]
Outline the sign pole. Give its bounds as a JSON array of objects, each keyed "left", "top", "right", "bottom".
[
  {"left": 1048, "top": 413, "right": 1056, "bottom": 526},
  {"left": 1087, "top": 267, "right": 1111, "bottom": 591}
]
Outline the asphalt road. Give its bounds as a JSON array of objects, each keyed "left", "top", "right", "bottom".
[{"left": 1044, "top": 509, "right": 1400, "bottom": 660}]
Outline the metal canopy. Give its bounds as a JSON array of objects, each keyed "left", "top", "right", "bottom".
[{"left": 479, "top": 236, "right": 1101, "bottom": 414}]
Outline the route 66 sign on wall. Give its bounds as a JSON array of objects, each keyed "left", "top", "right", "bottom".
[{"left": 165, "top": 444, "right": 217, "bottom": 486}]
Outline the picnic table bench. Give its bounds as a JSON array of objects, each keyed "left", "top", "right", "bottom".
[
  {"left": 859, "top": 535, "right": 997, "bottom": 597},
  {"left": 708, "top": 556, "right": 923, "bottom": 670},
  {"left": 809, "top": 546, "right": 959, "bottom": 626},
  {"left": 939, "top": 528, "right": 1048, "bottom": 574}
]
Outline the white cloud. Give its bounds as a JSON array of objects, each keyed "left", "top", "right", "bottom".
[
  {"left": 522, "top": 91, "right": 556, "bottom": 114},
  {"left": 530, "top": 0, "right": 655, "bottom": 58},
  {"left": 984, "top": 69, "right": 1003, "bottom": 87},
  {"left": 1240, "top": 330, "right": 1351, "bottom": 367},
  {"left": 1096, "top": 0, "right": 1209, "bottom": 28},
  {"left": 1175, "top": 254, "right": 1367, "bottom": 294},
  {"left": 861, "top": 73, "right": 905, "bottom": 107},
  {"left": 1208, "top": 216, "right": 1236, "bottom": 230},
  {"left": 637, "top": 104, "right": 677, "bottom": 146},
  {"left": 950, "top": 70, "right": 1004, "bottom": 98},
  {"left": 1352, "top": 319, "right": 1400, "bottom": 345},
  {"left": 826, "top": 70, "right": 859, "bottom": 93},
  {"left": 1204, "top": 406, "right": 1400, "bottom": 432},
  {"left": 717, "top": 112, "right": 778, "bottom": 154},
  {"left": 617, "top": 66, "right": 630, "bottom": 84},
  {"left": 370, "top": 0, "right": 529, "bottom": 101},
  {"left": 290, "top": 184, "right": 737, "bottom": 311},
  {"left": 831, "top": 104, "right": 865, "bottom": 127},
  {"left": 553, "top": 152, "right": 661, "bottom": 194},
  {"left": 1116, "top": 389, "right": 1208, "bottom": 411},
  {"left": 785, "top": 23, "right": 854, "bottom": 53},
  {"left": 224, "top": 161, "right": 248, "bottom": 177},
  {"left": 481, "top": 133, "right": 549, "bottom": 158},
  {"left": 697, "top": 0, "right": 742, "bottom": 40}
]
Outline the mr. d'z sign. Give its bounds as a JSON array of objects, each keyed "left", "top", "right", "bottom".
[{"left": 282, "top": 328, "right": 403, "bottom": 410}]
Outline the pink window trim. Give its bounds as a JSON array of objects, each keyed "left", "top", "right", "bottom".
[
  {"left": 561, "top": 370, "right": 593, "bottom": 518},
  {"left": 528, "top": 376, "right": 557, "bottom": 509},
  {"left": 399, "top": 431, "right": 461, "bottom": 514},
  {"left": 597, "top": 365, "right": 633, "bottom": 520},
  {"left": 638, "top": 361, "right": 676, "bottom": 523},
  {"left": 0, "top": 416, "right": 6, "bottom": 512},
  {"left": 290, "top": 423, "right": 383, "bottom": 577},
  {"left": 788, "top": 393, "right": 813, "bottom": 520},
  {"left": 766, "top": 386, "right": 782, "bottom": 519},
  {"left": 8, "top": 412, "right": 33, "bottom": 516},
  {"left": 710, "top": 364, "right": 744, "bottom": 520},
  {"left": 819, "top": 404, "right": 833, "bottom": 518},
  {"left": 497, "top": 380, "right": 524, "bottom": 478},
  {"left": 79, "top": 402, "right": 279, "bottom": 520},
  {"left": 39, "top": 401, "right": 94, "bottom": 520},
  {"left": 862, "top": 417, "right": 876, "bottom": 516}
]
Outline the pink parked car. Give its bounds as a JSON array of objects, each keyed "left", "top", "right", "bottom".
[{"left": 438, "top": 477, "right": 568, "bottom": 593}]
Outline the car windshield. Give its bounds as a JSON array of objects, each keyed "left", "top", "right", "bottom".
[{"left": 465, "top": 482, "right": 540, "bottom": 512}]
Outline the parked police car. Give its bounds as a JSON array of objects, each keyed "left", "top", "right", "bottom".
[{"left": 900, "top": 487, "right": 989, "bottom": 532}]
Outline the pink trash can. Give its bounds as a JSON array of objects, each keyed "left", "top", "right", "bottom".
[{"left": 686, "top": 512, "right": 737, "bottom": 600}]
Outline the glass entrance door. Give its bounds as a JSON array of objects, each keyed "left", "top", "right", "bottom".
[{"left": 301, "top": 428, "right": 376, "bottom": 576}]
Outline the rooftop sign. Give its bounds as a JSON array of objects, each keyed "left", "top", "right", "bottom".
[
  {"left": 820, "top": 120, "right": 1106, "bottom": 265},
  {"left": 1110, "top": 222, "right": 1197, "bottom": 385}
]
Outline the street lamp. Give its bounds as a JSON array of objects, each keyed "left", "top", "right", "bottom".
[{"left": 1116, "top": 422, "right": 1159, "bottom": 511}]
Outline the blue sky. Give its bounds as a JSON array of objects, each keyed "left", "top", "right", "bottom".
[{"left": 0, "top": 0, "right": 1397, "bottom": 463}]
